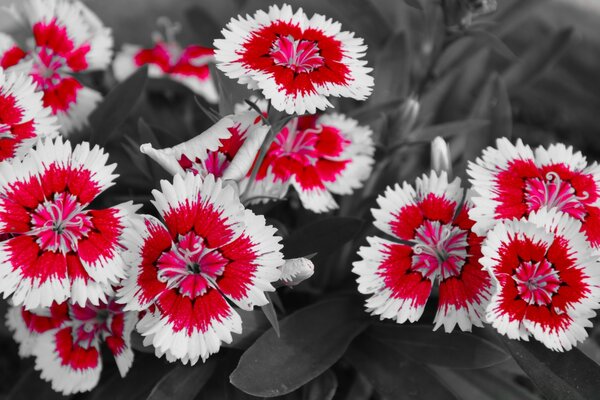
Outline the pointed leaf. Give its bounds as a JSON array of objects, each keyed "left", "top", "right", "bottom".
[
  {"left": 230, "top": 296, "right": 369, "bottom": 397},
  {"left": 281, "top": 217, "right": 364, "bottom": 259},
  {"left": 467, "top": 29, "right": 516, "bottom": 60},
  {"left": 370, "top": 324, "right": 509, "bottom": 369},
  {"left": 501, "top": 336, "right": 600, "bottom": 400},
  {"left": 304, "top": 370, "right": 338, "bottom": 400},
  {"left": 347, "top": 334, "right": 458, "bottom": 400},
  {"left": 260, "top": 294, "right": 280, "bottom": 337},
  {"left": 90, "top": 66, "right": 148, "bottom": 146},
  {"left": 503, "top": 28, "right": 573, "bottom": 91},
  {"left": 147, "top": 360, "right": 216, "bottom": 400}
]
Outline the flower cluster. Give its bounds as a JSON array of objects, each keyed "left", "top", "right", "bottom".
[{"left": 355, "top": 138, "right": 600, "bottom": 351}]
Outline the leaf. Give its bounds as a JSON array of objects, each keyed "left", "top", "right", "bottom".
[
  {"left": 502, "top": 28, "right": 573, "bottom": 91},
  {"left": 7, "top": 368, "right": 65, "bottom": 400},
  {"left": 90, "top": 66, "right": 148, "bottom": 146},
  {"left": 260, "top": 294, "right": 280, "bottom": 337},
  {"left": 322, "top": 0, "right": 391, "bottom": 46},
  {"left": 230, "top": 296, "right": 369, "bottom": 397},
  {"left": 370, "top": 324, "right": 509, "bottom": 369},
  {"left": 281, "top": 217, "right": 364, "bottom": 259},
  {"left": 185, "top": 6, "right": 221, "bottom": 47},
  {"left": 88, "top": 353, "right": 172, "bottom": 400},
  {"left": 147, "top": 359, "right": 216, "bottom": 400},
  {"left": 466, "top": 29, "right": 516, "bottom": 60},
  {"left": 404, "top": 0, "right": 423, "bottom": 11},
  {"left": 137, "top": 118, "right": 160, "bottom": 147},
  {"left": 501, "top": 336, "right": 600, "bottom": 400},
  {"left": 347, "top": 334, "right": 458, "bottom": 400},
  {"left": 304, "top": 370, "right": 338, "bottom": 400},
  {"left": 398, "top": 119, "right": 490, "bottom": 148},
  {"left": 370, "top": 32, "right": 409, "bottom": 105}
]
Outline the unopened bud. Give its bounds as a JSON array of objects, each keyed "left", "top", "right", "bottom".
[
  {"left": 431, "top": 136, "right": 452, "bottom": 177},
  {"left": 400, "top": 96, "right": 420, "bottom": 133},
  {"left": 279, "top": 257, "right": 314, "bottom": 287}
]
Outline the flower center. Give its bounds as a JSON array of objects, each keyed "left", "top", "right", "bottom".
[
  {"left": 0, "top": 123, "right": 13, "bottom": 140},
  {"left": 70, "top": 302, "right": 116, "bottom": 349},
  {"left": 525, "top": 171, "right": 588, "bottom": 220},
  {"left": 30, "top": 48, "right": 65, "bottom": 89},
  {"left": 156, "top": 232, "right": 228, "bottom": 298},
  {"left": 272, "top": 120, "right": 319, "bottom": 164},
  {"left": 513, "top": 259, "right": 560, "bottom": 306},
  {"left": 31, "top": 193, "right": 91, "bottom": 253},
  {"left": 412, "top": 220, "right": 469, "bottom": 280},
  {"left": 270, "top": 35, "right": 324, "bottom": 73}
]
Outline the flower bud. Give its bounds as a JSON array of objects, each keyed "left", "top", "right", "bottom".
[
  {"left": 279, "top": 257, "right": 314, "bottom": 287},
  {"left": 400, "top": 96, "right": 420, "bottom": 133},
  {"left": 431, "top": 136, "right": 452, "bottom": 177}
]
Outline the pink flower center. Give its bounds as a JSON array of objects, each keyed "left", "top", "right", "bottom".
[
  {"left": 513, "top": 259, "right": 560, "bottom": 306},
  {"left": 157, "top": 232, "right": 228, "bottom": 298},
  {"left": 272, "top": 121, "right": 319, "bottom": 164},
  {"left": 31, "top": 193, "right": 91, "bottom": 253},
  {"left": 525, "top": 172, "right": 588, "bottom": 220},
  {"left": 70, "top": 302, "right": 120, "bottom": 349},
  {"left": 31, "top": 48, "right": 65, "bottom": 89},
  {"left": 412, "top": 220, "right": 469, "bottom": 280},
  {"left": 270, "top": 35, "right": 324, "bottom": 73}
]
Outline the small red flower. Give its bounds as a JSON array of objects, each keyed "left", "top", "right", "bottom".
[
  {"left": 481, "top": 208, "right": 600, "bottom": 351},
  {"left": 113, "top": 19, "right": 217, "bottom": 103},
  {"left": 118, "top": 173, "right": 283, "bottom": 364},
  {"left": 0, "top": 137, "right": 140, "bottom": 309},
  {"left": 6, "top": 297, "right": 137, "bottom": 394},
  {"left": 214, "top": 4, "right": 373, "bottom": 115},
  {"left": 353, "top": 172, "right": 492, "bottom": 332},
  {"left": 0, "top": 0, "right": 113, "bottom": 133},
  {"left": 468, "top": 138, "right": 600, "bottom": 247},
  {"left": 0, "top": 68, "right": 57, "bottom": 161}
]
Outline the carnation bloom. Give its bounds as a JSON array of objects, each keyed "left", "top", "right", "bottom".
[
  {"left": 0, "top": 137, "right": 139, "bottom": 309},
  {"left": 118, "top": 173, "right": 283, "bottom": 364},
  {"left": 468, "top": 138, "right": 600, "bottom": 247},
  {"left": 6, "top": 297, "right": 136, "bottom": 394},
  {"left": 249, "top": 110, "right": 374, "bottom": 212},
  {"left": 353, "top": 171, "right": 492, "bottom": 332},
  {"left": 0, "top": 0, "right": 113, "bottom": 133},
  {"left": 113, "top": 18, "right": 218, "bottom": 103},
  {"left": 0, "top": 68, "right": 57, "bottom": 161},
  {"left": 481, "top": 208, "right": 600, "bottom": 351},
  {"left": 214, "top": 4, "right": 373, "bottom": 115},
  {"left": 140, "top": 110, "right": 269, "bottom": 186}
]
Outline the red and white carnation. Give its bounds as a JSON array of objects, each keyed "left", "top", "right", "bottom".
[
  {"left": 481, "top": 208, "right": 600, "bottom": 351},
  {"left": 113, "top": 19, "right": 218, "bottom": 103},
  {"left": 118, "top": 173, "right": 283, "bottom": 364},
  {"left": 468, "top": 138, "right": 600, "bottom": 247},
  {"left": 0, "top": 137, "right": 140, "bottom": 309},
  {"left": 140, "top": 110, "right": 269, "bottom": 185},
  {"left": 0, "top": 0, "right": 113, "bottom": 133},
  {"left": 6, "top": 298, "right": 137, "bottom": 394},
  {"left": 214, "top": 4, "right": 373, "bottom": 115},
  {"left": 0, "top": 68, "right": 57, "bottom": 161},
  {"left": 238, "top": 99, "right": 375, "bottom": 212},
  {"left": 353, "top": 171, "right": 492, "bottom": 332}
]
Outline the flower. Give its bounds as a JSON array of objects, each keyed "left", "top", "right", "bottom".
[
  {"left": 240, "top": 100, "right": 375, "bottom": 213},
  {"left": 117, "top": 173, "right": 283, "bottom": 364},
  {"left": 140, "top": 110, "right": 269, "bottom": 184},
  {"left": 213, "top": 4, "right": 373, "bottom": 115},
  {"left": 481, "top": 208, "right": 600, "bottom": 351},
  {"left": 6, "top": 297, "right": 137, "bottom": 394},
  {"left": 113, "top": 18, "right": 218, "bottom": 103},
  {"left": 0, "top": 68, "right": 57, "bottom": 161},
  {"left": 0, "top": 0, "right": 113, "bottom": 133},
  {"left": 0, "top": 137, "right": 140, "bottom": 309},
  {"left": 468, "top": 138, "right": 600, "bottom": 247},
  {"left": 353, "top": 171, "right": 492, "bottom": 332}
]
